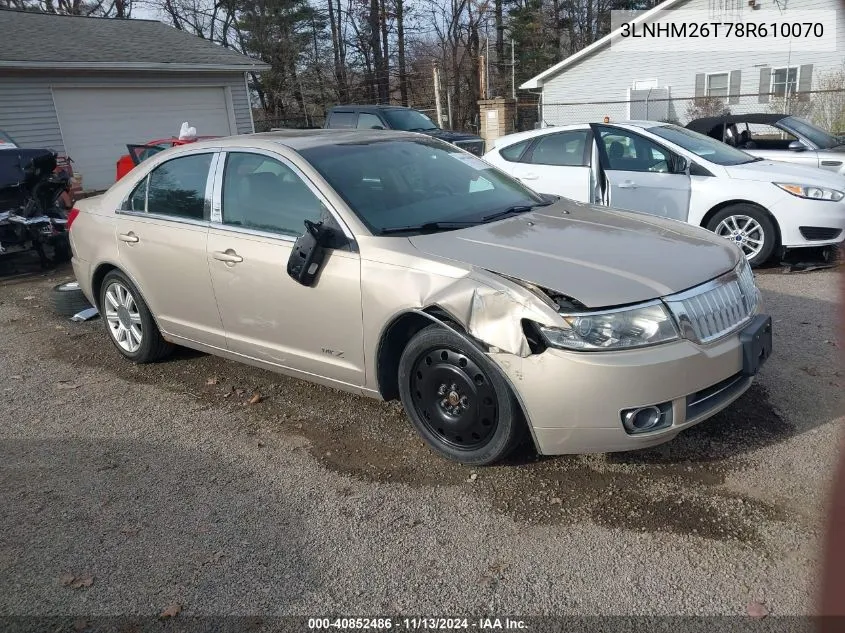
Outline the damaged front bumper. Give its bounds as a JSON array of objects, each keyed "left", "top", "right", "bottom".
[{"left": 487, "top": 331, "right": 758, "bottom": 455}]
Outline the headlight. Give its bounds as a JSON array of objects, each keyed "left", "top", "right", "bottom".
[
  {"left": 774, "top": 182, "right": 844, "bottom": 201},
  {"left": 538, "top": 301, "right": 679, "bottom": 351}
]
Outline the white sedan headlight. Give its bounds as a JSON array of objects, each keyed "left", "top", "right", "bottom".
[
  {"left": 774, "top": 182, "right": 844, "bottom": 201},
  {"left": 538, "top": 301, "right": 679, "bottom": 351}
]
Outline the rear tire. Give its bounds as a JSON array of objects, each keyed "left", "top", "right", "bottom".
[
  {"left": 706, "top": 204, "right": 777, "bottom": 267},
  {"left": 50, "top": 281, "right": 92, "bottom": 317},
  {"left": 397, "top": 324, "right": 525, "bottom": 465},
  {"left": 99, "top": 270, "right": 172, "bottom": 363}
]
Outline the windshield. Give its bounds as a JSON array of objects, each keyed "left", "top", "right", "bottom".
[
  {"left": 382, "top": 109, "right": 439, "bottom": 131},
  {"left": 781, "top": 116, "right": 841, "bottom": 149},
  {"left": 649, "top": 124, "right": 758, "bottom": 165},
  {"left": 299, "top": 138, "right": 545, "bottom": 234}
]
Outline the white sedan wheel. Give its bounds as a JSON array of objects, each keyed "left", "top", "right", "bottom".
[{"left": 714, "top": 214, "right": 765, "bottom": 260}]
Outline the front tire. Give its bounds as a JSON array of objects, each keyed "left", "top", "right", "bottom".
[
  {"left": 99, "top": 270, "right": 172, "bottom": 363},
  {"left": 706, "top": 204, "right": 776, "bottom": 267},
  {"left": 397, "top": 324, "right": 525, "bottom": 465}
]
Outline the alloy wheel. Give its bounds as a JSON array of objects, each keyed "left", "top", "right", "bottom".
[
  {"left": 104, "top": 281, "right": 143, "bottom": 353},
  {"left": 409, "top": 346, "right": 499, "bottom": 450},
  {"left": 714, "top": 214, "right": 765, "bottom": 259}
]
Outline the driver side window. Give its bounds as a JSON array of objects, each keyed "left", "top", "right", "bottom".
[
  {"left": 598, "top": 127, "right": 671, "bottom": 173},
  {"left": 221, "top": 152, "right": 326, "bottom": 238}
]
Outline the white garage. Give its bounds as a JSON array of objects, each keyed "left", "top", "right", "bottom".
[
  {"left": 0, "top": 10, "right": 269, "bottom": 192},
  {"left": 53, "top": 87, "right": 236, "bottom": 190}
]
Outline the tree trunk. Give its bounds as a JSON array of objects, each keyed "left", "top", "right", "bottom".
[
  {"left": 368, "top": 0, "right": 386, "bottom": 103},
  {"left": 396, "top": 0, "right": 407, "bottom": 105},
  {"left": 380, "top": 0, "right": 390, "bottom": 103},
  {"left": 327, "top": 0, "right": 348, "bottom": 103}
]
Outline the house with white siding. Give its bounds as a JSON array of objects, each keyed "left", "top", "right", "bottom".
[
  {"left": 520, "top": 0, "right": 845, "bottom": 128},
  {"left": 0, "top": 10, "right": 268, "bottom": 190}
]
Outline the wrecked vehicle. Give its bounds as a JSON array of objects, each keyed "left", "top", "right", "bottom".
[
  {"left": 0, "top": 145, "right": 73, "bottom": 266},
  {"left": 68, "top": 130, "right": 772, "bottom": 465}
]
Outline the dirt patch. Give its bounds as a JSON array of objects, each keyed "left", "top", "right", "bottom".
[{"left": 3, "top": 268, "right": 793, "bottom": 544}]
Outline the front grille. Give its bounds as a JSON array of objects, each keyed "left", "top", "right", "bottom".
[
  {"left": 663, "top": 261, "right": 759, "bottom": 344},
  {"left": 799, "top": 226, "right": 842, "bottom": 241},
  {"left": 453, "top": 140, "right": 485, "bottom": 156}
]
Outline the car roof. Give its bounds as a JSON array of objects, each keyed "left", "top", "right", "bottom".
[
  {"left": 328, "top": 104, "right": 411, "bottom": 111},
  {"left": 182, "top": 129, "right": 427, "bottom": 152},
  {"left": 490, "top": 120, "right": 672, "bottom": 148},
  {"left": 687, "top": 113, "right": 787, "bottom": 132}
]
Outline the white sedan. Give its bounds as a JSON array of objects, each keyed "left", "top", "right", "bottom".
[{"left": 483, "top": 121, "right": 845, "bottom": 266}]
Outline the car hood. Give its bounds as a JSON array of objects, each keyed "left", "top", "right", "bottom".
[
  {"left": 726, "top": 159, "right": 845, "bottom": 185},
  {"left": 421, "top": 129, "right": 484, "bottom": 143},
  {"left": 408, "top": 200, "right": 740, "bottom": 308}
]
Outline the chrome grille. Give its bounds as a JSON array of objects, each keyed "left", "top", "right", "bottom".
[{"left": 663, "top": 260, "right": 759, "bottom": 344}]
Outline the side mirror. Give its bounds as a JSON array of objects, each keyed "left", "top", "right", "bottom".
[
  {"left": 287, "top": 220, "right": 331, "bottom": 287},
  {"left": 788, "top": 140, "right": 807, "bottom": 152},
  {"left": 672, "top": 155, "right": 691, "bottom": 175}
]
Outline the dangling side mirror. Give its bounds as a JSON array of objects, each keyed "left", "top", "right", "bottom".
[{"left": 287, "top": 220, "right": 332, "bottom": 287}]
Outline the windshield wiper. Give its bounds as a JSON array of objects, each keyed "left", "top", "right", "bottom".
[
  {"left": 379, "top": 221, "right": 478, "bottom": 235},
  {"left": 481, "top": 202, "right": 551, "bottom": 223}
]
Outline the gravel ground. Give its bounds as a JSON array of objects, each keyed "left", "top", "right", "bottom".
[{"left": 0, "top": 254, "right": 842, "bottom": 618}]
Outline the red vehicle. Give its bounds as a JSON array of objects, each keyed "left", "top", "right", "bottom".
[{"left": 116, "top": 136, "right": 219, "bottom": 181}]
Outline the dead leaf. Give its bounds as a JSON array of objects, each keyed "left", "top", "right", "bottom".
[
  {"left": 61, "top": 574, "right": 94, "bottom": 589},
  {"left": 248, "top": 392, "right": 262, "bottom": 405},
  {"left": 747, "top": 601, "right": 769, "bottom": 618},
  {"left": 800, "top": 366, "right": 820, "bottom": 377},
  {"left": 23, "top": 295, "right": 34, "bottom": 300},
  {"left": 206, "top": 377, "right": 218, "bottom": 385},
  {"left": 159, "top": 603, "right": 182, "bottom": 620},
  {"left": 56, "top": 381, "right": 80, "bottom": 390},
  {"left": 235, "top": 388, "right": 245, "bottom": 396},
  {"left": 120, "top": 524, "right": 140, "bottom": 536},
  {"left": 73, "top": 617, "right": 89, "bottom": 632}
]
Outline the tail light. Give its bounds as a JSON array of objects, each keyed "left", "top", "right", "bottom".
[{"left": 66, "top": 207, "right": 80, "bottom": 230}]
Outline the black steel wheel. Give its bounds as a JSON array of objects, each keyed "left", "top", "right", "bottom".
[{"left": 398, "top": 324, "right": 524, "bottom": 465}]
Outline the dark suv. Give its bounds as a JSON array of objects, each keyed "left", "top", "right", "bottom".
[{"left": 324, "top": 105, "right": 485, "bottom": 156}]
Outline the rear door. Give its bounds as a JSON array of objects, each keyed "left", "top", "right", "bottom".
[
  {"left": 590, "top": 124, "right": 691, "bottom": 221},
  {"left": 115, "top": 150, "right": 225, "bottom": 348},
  {"left": 502, "top": 128, "right": 593, "bottom": 202}
]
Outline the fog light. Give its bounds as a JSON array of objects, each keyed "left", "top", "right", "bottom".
[{"left": 621, "top": 403, "right": 672, "bottom": 434}]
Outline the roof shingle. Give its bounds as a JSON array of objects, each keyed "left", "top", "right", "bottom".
[{"left": 0, "top": 9, "right": 267, "bottom": 70}]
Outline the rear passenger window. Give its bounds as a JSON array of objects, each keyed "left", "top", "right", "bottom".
[
  {"left": 221, "top": 152, "right": 325, "bottom": 238},
  {"left": 526, "top": 130, "right": 589, "bottom": 166},
  {"left": 499, "top": 139, "right": 531, "bottom": 162},
  {"left": 146, "top": 153, "right": 212, "bottom": 220},
  {"left": 328, "top": 112, "right": 356, "bottom": 129}
]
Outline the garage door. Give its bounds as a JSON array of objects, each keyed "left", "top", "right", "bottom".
[{"left": 53, "top": 87, "right": 234, "bottom": 191}]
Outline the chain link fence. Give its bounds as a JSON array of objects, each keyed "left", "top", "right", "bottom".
[{"left": 520, "top": 89, "right": 845, "bottom": 134}]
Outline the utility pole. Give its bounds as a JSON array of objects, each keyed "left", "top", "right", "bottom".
[
  {"left": 485, "top": 37, "right": 490, "bottom": 99},
  {"left": 478, "top": 54, "right": 486, "bottom": 100},
  {"left": 446, "top": 88, "right": 453, "bottom": 128},
  {"left": 511, "top": 39, "right": 516, "bottom": 100},
  {"left": 432, "top": 62, "right": 444, "bottom": 128}
]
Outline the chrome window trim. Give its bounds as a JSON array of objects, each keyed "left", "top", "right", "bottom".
[
  {"left": 115, "top": 209, "right": 212, "bottom": 229},
  {"left": 212, "top": 146, "right": 357, "bottom": 245}
]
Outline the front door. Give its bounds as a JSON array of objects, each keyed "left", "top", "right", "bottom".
[
  {"left": 591, "top": 124, "right": 691, "bottom": 221},
  {"left": 206, "top": 150, "right": 365, "bottom": 389},
  {"left": 115, "top": 151, "right": 226, "bottom": 348}
]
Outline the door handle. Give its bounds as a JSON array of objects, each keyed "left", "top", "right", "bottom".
[
  {"left": 118, "top": 232, "right": 139, "bottom": 243},
  {"left": 618, "top": 180, "right": 638, "bottom": 189},
  {"left": 520, "top": 173, "right": 539, "bottom": 180},
  {"left": 212, "top": 250, "right": 243, "bottom": 264}
]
